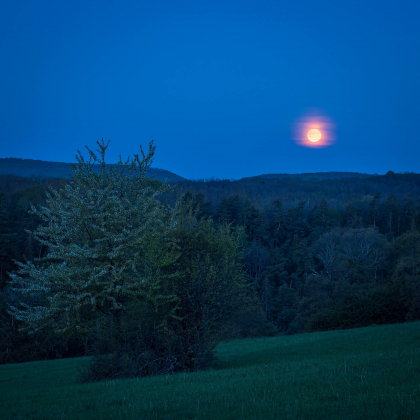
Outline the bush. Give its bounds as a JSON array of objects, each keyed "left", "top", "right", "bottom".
[
  {"left": 81, "top": 216, "right": 250, "bottom": 381},
  {"left": 222, "top": 304, "right": 278, "bottom": 339},
  {"left": 305, "top": 285, "right": 408, "bottom": 332}
]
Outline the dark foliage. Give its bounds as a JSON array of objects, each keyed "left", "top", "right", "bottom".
[{"left": 2, "top": 170, "right": 420, "bottom": 367}]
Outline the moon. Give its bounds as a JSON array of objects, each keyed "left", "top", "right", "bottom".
[
  {"left": 293, "top": 112, "right": 335, "bottom": 148},
  {"left": 307, "top": 128, "right": 321, "bottom": 142}
]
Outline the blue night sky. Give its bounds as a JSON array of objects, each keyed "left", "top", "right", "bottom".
[{"left": 1, "top": 0, "right": 419, "bottom": 180}]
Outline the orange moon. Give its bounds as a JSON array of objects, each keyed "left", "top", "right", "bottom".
[
  {"left": 307, "top": 128, "right": 321, "bottom": 142},
  {"left": 292, "top": 111, "right": 335, "bottom": 148}
]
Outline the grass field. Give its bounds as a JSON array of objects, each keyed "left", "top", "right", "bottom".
[{"left": 1, "top": 322, "right": 419, "bottom": 419}]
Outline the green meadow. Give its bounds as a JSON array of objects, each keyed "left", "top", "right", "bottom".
[{"left": 1, "top": 322, "right": 419, "bottom": 420}]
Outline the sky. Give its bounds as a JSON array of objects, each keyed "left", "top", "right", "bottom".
[{"left": 1, "top": 0, "right": 419, "bottom": 180}]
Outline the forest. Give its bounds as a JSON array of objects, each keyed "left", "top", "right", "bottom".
[{"left": 1, "top": 157, "right": 419, "bottom": 376}]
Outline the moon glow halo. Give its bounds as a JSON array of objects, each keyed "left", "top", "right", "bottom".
[{"left": 293, "top": 113, "right": 335, "bottom": 148}]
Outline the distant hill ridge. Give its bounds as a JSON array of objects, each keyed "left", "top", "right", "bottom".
[
  {"left": 240, "top": 171, "right": 373, "bottom": 181},
  {"left": 0, "top": 157, "right": 186, "bottom": 183},
  {"left": 0, "top": 158, "right": 385, "bottom": 183}
]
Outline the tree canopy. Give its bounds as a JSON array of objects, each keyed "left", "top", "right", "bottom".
[{"left": 7, "top": 140, "right": 252, "bottom": 379}]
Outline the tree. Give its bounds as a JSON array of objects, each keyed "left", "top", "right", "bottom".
[
  {"left": 270, "top": 284, "right": 298, "bottom": 333},
  {"left": 216, "top": 195, "right": 241, "bottom": 225},
  {"left": 312, "top": 228, "right": 387, "bottom": 285},
  {"left": 341, "top": 228, "right": 387, "bottom": 283},
  {"left": 0, "top": 192, "right": 18, "bottom": 289},
  {"left": 7, "top": 139, "right": 251, "bottom": 379},
  {"left": 269, "top": 200, "right": 285, "bottom": 249},
  {"left": 182, "top": 192, "right": 212, "bottom": 220},
  {"left": 167, "top": 214, "right": 250, "bottom": 367},
  {"left": 392, "top": 231, "right": 420, "bottom": 320},
  {"left": 8, "top": 139, "right": 181, "bottom": 342},
  {"left": 370, "top": 193, "right": 382, "bottom": 227},
  {"left": 311, "top": 229, "right": 342, "bottom": 281}
]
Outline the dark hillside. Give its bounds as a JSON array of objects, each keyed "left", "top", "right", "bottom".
[
  {"left": 241, "top": 171, "right": 372, "bottom": 181},
  {"left": 173, "top": 171, "right": 420, "bottom": 211},
  {"left": 0, "top": 174, "right": 70, "bottom": 194},
  {"left": 0, "top": 158, "right": 185, "bottom": 183}
]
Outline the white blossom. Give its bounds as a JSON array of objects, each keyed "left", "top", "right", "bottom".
[{"left": 9, "top": 139, "right": 182, "bottom": 335}]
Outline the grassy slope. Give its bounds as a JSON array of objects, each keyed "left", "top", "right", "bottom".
[{"left": 1, "top": 322, "right": 419, "bottom": 420}]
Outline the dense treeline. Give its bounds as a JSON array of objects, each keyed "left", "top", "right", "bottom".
[
  {"left": 242, "top": 171, "right": 371, "bottom": 180},
  {"left": 143, "top": 171, "right": 420, "bottom": 336},
  {"left": 1, "top": 169, "right": 420, "bottom": 366},
  {"left": 173, "top": 171, "right": 420, "bottom": 210}
]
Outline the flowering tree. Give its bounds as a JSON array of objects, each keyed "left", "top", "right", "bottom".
[
  {"left": 9, "top": 139, "right": 181, "bottom": 338},
  {"left": 8, "top": 139, "right": 250, "bottom": 379}
]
